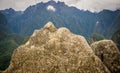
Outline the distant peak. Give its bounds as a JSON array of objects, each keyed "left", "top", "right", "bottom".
[
  {"left": 48, "top": 0, "right": 56, "bottom": 3},
  {"left": 8, "top": 8, "right": 14, "bottom": 11},
  {"left": 5, "top": 8, "right": 15, "bottom": 12}
]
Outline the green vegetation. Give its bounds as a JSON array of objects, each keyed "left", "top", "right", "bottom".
[
  {"left": 91, "top": 34, "right": 104, "bottom": 41},
  {"left": 22, "top": 36, "right": 30, "bottom": 44},
  {"left": 0, "top": 34, "right": 29, "bottom": 70},
  {"left": 0, "top": 39, "right": 18, "bottom": 70},
  {"left": 0, "top": 11, "right": 30, "bottom": 71},
  {"left": 87, "top": 34, "right": 105, "bottom": 44}
]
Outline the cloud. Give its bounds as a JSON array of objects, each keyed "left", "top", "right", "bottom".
[
  {"left": 73, "top": 0, "right": 120, "bottom": 12},
  {"left": 47, "top": 5, "right": 56, "bottom": 12},
  {"left": 0, "top": 0, "right": 120, "bottom": 12},
  {"left": 55, "top": 0, "right": 120, "bottom": 12},
  {"left": 0, "top": 0, "right": 50, "bottom": 11}
]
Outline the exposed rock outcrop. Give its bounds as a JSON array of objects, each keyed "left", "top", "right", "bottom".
[
  {"left": 91, "top": 40, "right": 120, "bottom": 73},
  {"left": 2, "top": 22, "right": 110, "bottom": 73}
]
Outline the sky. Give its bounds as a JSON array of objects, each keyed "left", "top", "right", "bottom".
[{"left": 0, "top": 0, "right": 120, "bottom": 12}]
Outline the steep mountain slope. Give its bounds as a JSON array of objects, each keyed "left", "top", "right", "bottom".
[
  {"left": 1, "top": 1, "right": 120, "bottom": 38},
  {"left": 2, "top": 22, "right": 110, "bottom": 73},
  {"left": 0, "top": 8, "right": 22, "bottom": 34},
  {"left": 110, "top": 13, "right": 120, "bottom": 49},
  {"left": 94, "top": 10, "right": 120, "bottom": 37},
  {"left": 108, "top": 12, "right": 120, "bottom": 38},
  {"left": 0, "top": 12, "right": 27, "bottom": 70},
  {"left": 0, "top": 34, "right": 26, "bottom": 70},
  {"left": 112, "top": 29, "right": 120, "bottom": 50},
  {"left": 0, "top": 12, "right": 11, "bottom": 36}
]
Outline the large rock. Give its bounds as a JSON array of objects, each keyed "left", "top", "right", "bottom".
[
  {"left": 91, "top": 40, "right": 120, "bottom": 73},
  {"left": 2, "top": 22, "right": 110, "bottom": 73}
]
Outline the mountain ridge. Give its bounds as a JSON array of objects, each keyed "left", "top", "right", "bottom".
[
  {"left": 0, "top": 0, "right": 120, "bottom": 38},
  {"left": 0, "top": 1, "right": 120, "bottom": 38}
]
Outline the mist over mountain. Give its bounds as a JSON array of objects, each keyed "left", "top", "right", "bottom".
[{"left": 0, "top": 0, "right": 120, "bottom": 38}]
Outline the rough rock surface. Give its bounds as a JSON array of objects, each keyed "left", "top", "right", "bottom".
[
  {"left": 91, "top": 40, "right": 120, "bottom": 73},
  {"left": 2, "top": 22, "right": 110, "bottom": 73}
]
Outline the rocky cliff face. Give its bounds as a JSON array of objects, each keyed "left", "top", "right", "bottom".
[
  {"left": 91, "top": 40, "right": 120, "bottom": 73},
  {"left": 2, "top": 22, "right": 113, "bottom": 73}
]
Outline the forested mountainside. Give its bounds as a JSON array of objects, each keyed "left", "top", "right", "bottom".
[{"left": 1, "top": 1, "right": 120, "bottom": 38}]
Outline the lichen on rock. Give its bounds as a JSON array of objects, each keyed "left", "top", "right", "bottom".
[
  {"left": 91, "top": 40, "right": 120, "bottom": 73},
  {"left": 2, "top": 22, "right": 110, "bottom": 73}
]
